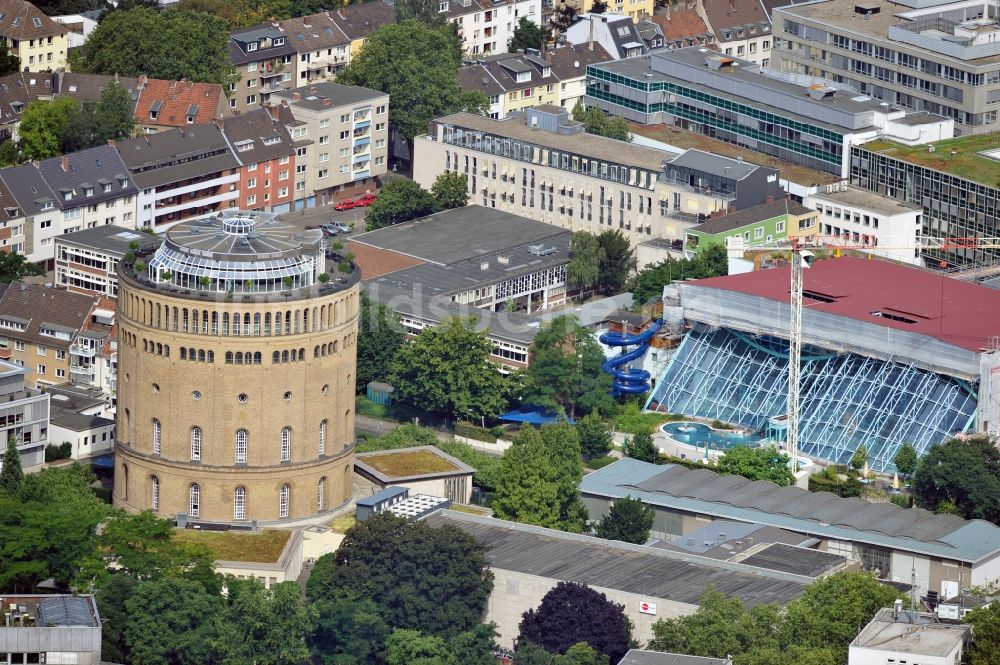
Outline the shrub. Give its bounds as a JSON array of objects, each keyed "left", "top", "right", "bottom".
[
  {"left": 133, "top": 260, "right": 145, "bottom": 272},
  {"left": 890, "top": 493, "right": 913, "bottom": 509},
  {"left": 318, "top": 272, "right": 330, "bottom": 283},
  {"left": 586, "top": 455, "right": 618, "bottom": 470},
  {"left": 44, "top": 443, "right": 73, "bottom": 462},
  {"left": 710, "top": 419, "right": 733, "bottom": 430},
  {"left": 455, "top": 421, "right": 497, "bottom": 443},
  {"left": 355, "top": 395, "right": 388, "bottom": 418},
  {"left": 338, "top": 260, "right": 351, "bottom": 273}
]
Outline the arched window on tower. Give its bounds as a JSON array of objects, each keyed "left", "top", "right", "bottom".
[
  {"left": 189, "top": 483, "right": 201, "bottom": 518},
  {"left": 319, "top": 420, "right": 327, "bottom": 456},
  {"left": 150, "top": 475, "right": 159, "bottom": 511},
  {"left": 317, "top": 477, "right": 326, "bottom": 512},
  {"left": 236, "top": 429, "right": 248, "bottom": 464},
  {"left": 152, "top": 419, "right": 161, "bottom": 454},
  {"left": 234, "top": 486, "right": 246, "bottom": 520},
  {"left": 280, "top": 427, "right": 291, "bottom": 462},
  {"left": 279, "top": 484, "right": 290, "bottom": 518},
  {"left": 190, "top": 426, "right": 202, "bottom": 461}
]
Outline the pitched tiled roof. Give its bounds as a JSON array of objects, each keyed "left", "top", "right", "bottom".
[
  {"left": 280, "top": 13, "right": 349, "bottom": 51},
  {"left": 116, "top": 122, "right": 240, "bottom": 189},
  {"left": 56, "top": 72, "right": 142, "bottom": 107},
  {"left": 458, "top": 52, "right": 558, "bottom": 94},
  {"left": 328, "top": 2, "right": 395, "bottom": 40},
  {"left": 0, "top": 162, "right": 56, "bottom": 216},
  {"left": 0, "top": 0, "right": 66, "bottom": 40},
  {"left": 220, "top": 107, "right": 295, "bottom": 164},
  {"left": 135, "top": 79, "right": 228, "bottom": 127},
  {"left": 692, "top": 198, "right": 810, "bottom": 235},
  {"left": 0, "top": 282, "right": 97, "bottom": 349},
  {"left": 650, "top": 8, "right": 713, "bottom": 42},
  {"left": 546, "top": 43, "right": 613, "bottom": 80},
  {"left": 229, "top": 25, "right": 297, "bottom": 66},
  {"left": 703, "top": 0, "right": 770, "bottom": 33},
  {"left": 36, "top": 144, "right": 137, "bottom": 209}
]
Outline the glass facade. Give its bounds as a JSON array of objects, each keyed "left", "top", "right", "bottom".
[
  {"left": 851, "top": 146, "right": 1000, "bottom": 266},
  {"left": 646, "top": 327, "right": 977, "bottom": 471},
  {"left": 586, "top": 64, "right": 845, "bottom": 172}
]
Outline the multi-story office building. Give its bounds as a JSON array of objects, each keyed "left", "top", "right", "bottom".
[
  {"left": 229, "top": 24, "right": 297, "bottom": 113},
  {"left": 444, "top": 0, "right": 541, "bottom": 56},
  {"left": 267, "top": 82, "right": 389, "bottom": 208},
  {"left": 773, "top": 0, "right": 1000, "bottom": 135},
  {"left": 413, "top": 105, "right": 783, "bottom": 246},
  {"left": 117, "top": 123, "right": 241, "bottom": 229},
  {"left": 805, "top": 183, "right": 924, "bottom": 265},
  {"left": 585, "top": 48, "right": 953, "bottom": 177},
  {"left": 0, "top": 0, "right": 67, "bottom": 72},
  {"left": 0, "top": 282, "right": 104, "bottom": 388},
  {"left": 0, "top": 595, "right": 102, "bottom": 664},
  {"left": 0, "top": 359, "right": 49, "bottom": 469},
  {"left": 849, "top": 136, "right": 1000, "bottom": 267},
  {"left": 0, "top": 146, "right": 139, "bottom": 266},
  {"left": 114, "top": 211, "right": 359, "bottom": 523},
  {"left": 55, "top": 225, "right": 161, "bottom": 298},
  {"left": 221, "top": 107, "right": 297, "bottom": 214}
]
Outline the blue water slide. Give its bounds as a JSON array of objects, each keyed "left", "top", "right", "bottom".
[{"left": 600, "top": 319, "right": 664, "bottom": 395}]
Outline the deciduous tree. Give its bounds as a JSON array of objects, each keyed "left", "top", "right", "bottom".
[
  {"left": 337, "top": 20, "right": 488, "bottom": 146},
  {"left": 95, "top": 574, "right": 137, "bottom": 665},
  {"left": 431, "top": 171, "right": 469, "bottom": 210},
  {"left": 124, "top": 577, "right": 222, "bottom": 665},
  {"left": 966, "top": 601, "right": 1000, "bottom": 665},
  {"left": 365, "top": 178, "right": 438, "bottom": 230},
  {"left": 386, "top": 629, "right": 456, "bottom": 665},
  {"left": 76, "top": 8, "right": 237, "bottom": 85},
  {"left": 717, "top": 446, "right": 794, "bottom": 486},
  {"left": 571, "top": 102, "right": 631, "bottom": 142},
  {"left": 912, "top": 435, "right": 1000, "bottom": 523},
  {"left": 522, "top": 315, "right": 614, "bottom": 419},
  {"left": 595, "top": 496, "right": 654, "bottom": 544},
  {"left": 306, "top": 512, "right": 493, "bottom": 638},
  {"left": 566, "top": 231, "right": 604, "bottom": 295},
  {"left": 493, "top": 427, "right": 562, "bottom": 528},
  {"left": 850, "top": 444, "right": 868, "bottom": 471},
  {"left": 626, "top": 243, "right": 728, "bottom": 305},
  {"left": 596, "top": 229, "right": 636, "bottom": 294},
  {"left": 356, "top": 290, "right": 406, "bottom": 391},
  {"left": 0, "top": 41, "right": 18, "bottom": 76},
  {"left": 892, "top": 442, "right": 918, "bottom": 478},
  {"left": 508, "top": 17, "right": 545, "bottom": 52},
  {"left": 18, "top": 97, "right": 78, "bottom": 160},
  {"left": 217, "top": 578, "right": 314, "bottom": 665},
  {"left": 518, "top": 582, "right": 632, "bottom": 663},
  {"left": 0, "top": 252, "right": 42, "bottom": 283},
  {"left": 309, "top": 597, "right": 390, "bottom": 665},
  {"left": 389, "top": 316, "right": 507, "bottom": 421}
]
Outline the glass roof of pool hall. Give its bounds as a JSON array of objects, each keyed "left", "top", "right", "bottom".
[
  {"left": 143, "top": 212, "right": 325, "bottom": 293},
  {"left": 646, "top": 327, "right": 977, "bottom": 473}
]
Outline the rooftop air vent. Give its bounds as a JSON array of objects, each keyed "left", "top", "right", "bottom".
[
  {"left": 706, "top": 56, "right": 735, "bottom": 70},
  {"left": 527, "top": 244, "right": 556, "bottom": 256},
  {"left": 854, "top": 3, "right": 880, "bottom": 15}
]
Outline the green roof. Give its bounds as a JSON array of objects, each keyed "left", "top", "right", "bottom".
[{"left": 864, "top": 134, "right": 1000, "bottom": 188}]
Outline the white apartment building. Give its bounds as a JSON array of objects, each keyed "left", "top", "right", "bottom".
[
  {"left": 414, "top": 105, "right": 784, "bottom": 246},
  {"left": 55, "top": 226, "right": 160, "bottom": 298},
  {"left": 805, "top": 183, "right": 923, "bottom": 266},
  {"left": 0, "top": 145, "right": 139, "bottom": 266},
  {"left": 268, "top": 82, "right": 389, "bottom": 207},
  {"left": 0, "top": 360, "right": 49, "bottom": 469},
  {"left": 445, "top": 0, "right": 541, "bottom": 56}
]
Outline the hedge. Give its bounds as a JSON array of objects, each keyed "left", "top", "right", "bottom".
[{"left": 455, "top": 421, "right": 497, "bottom": 443}]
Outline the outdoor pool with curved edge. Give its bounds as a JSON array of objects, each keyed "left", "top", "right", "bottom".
[{"left": 661, "top": 421, "right": 760, "bottom": 450}]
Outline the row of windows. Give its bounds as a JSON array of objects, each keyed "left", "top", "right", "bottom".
[
  {"left": 150, "top": 420, "right": 333, "bottom": 462},
  {"left": 121, "top": 293, "right": 356, "bottom": 337},
  {"left": 146, "top": 477, "right": 327, "bottom": 519}
]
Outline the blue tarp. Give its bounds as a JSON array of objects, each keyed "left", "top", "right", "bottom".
[
  {"left": 89, "top": 454, "right": 115, "bottom": 469},
  {"left": 499, "top": 409, "right": 575, "bottom": 426}
]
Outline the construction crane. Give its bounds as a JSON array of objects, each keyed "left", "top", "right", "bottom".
[{"left": 727, "top": 235, "right": 1000, "bottom": 471}]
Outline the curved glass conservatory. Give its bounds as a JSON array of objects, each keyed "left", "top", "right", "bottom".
[{"left": 144, "top": 211, "right": 326, "bottom": 294}]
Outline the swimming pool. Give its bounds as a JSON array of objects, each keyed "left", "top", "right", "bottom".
[{"left": 661, "top": 421, "right": 761, "bottom": 450}]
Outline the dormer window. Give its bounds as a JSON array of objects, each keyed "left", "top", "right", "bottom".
[
  {"left": 262, "top": 136, "right": 280, "bottom": 145},
  {"left": 12, "top": 17, "right": 20, "bottom": 26},
  {"left": 31, "top": 17, "right": 40, "bottom": 27},
  {"left": 247, "top": 42, "right": 258, "bottom": 52},
  {"left": 516, "top": 71, "right": 531, "bottom": 83},
  {"left": 234, "top": 139, "right": 254, "bottom": 152},
  {"left": 439, "top": 1, "right": 449, "bottom": 10},
  {"left": 103, "top": 183, "right": 112, "bottom": 193},
  {"left": 63, "top": 191, "right": 72, "bottom": 201},
  {"left": 186, "top": 115, "right": 195, "bottom": 124},
  {"left": 149, "top": 100, "right": 162, "bottom": 120},
  {"left": 542, "top": 67, "right": 551, "bottom": 78},
  {"left": 273, "top": 37, "right": 285, "bottom": 46},
  {"left": 40, "top": 200, "right": 52, "bottom": 210},
  {"left": 84, "top": 187, "right": 94, "bottom": 196},
  {"left": 119, "top": 178, "right": 127, "bottom": 187}
]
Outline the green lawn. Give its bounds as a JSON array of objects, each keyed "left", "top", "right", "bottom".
[
  {"left": 865, "top": 134, "right": 1000, "bottom": 187},
  {"left": 327, "top": 513, "right": 357, "bottom": 534},
  {"left": 360, "top": 450, "right": 458, "bottom": 477},
  {"left": 173, "top": 528, "right": 291, "bottom": 563}
]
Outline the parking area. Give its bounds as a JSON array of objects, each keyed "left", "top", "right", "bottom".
[{"left": 278, "top": 202, "right": 368, "bottom": 238}]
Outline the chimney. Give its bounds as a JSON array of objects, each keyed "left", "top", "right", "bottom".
[
  {"left": 60, "top": 156, "right": 69, "bottom": 172},
  {"left": 589, "top": 16, "right": 595, "bottom": 50},
  {"left": 893, "top": 599, "right": 903, "bottom": 621},
  {"left": 323, "top": 98, "right": 332, "bottom": 106}
]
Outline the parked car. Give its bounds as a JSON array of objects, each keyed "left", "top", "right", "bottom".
[
  {"left": 334, "top": 199, "right": 356, "bottom": 211},
  {"left": 353, "top": 194, "right": 377, "bottom": 207},
  {"left": 320, "top": 224, "right": 341, "bottom": 236},
  {"left": 331, "top": 222, "right": 352, "bottom": 234}
]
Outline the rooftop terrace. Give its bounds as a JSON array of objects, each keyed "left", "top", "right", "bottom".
[
  {"left": 863, "top": 134, "right": 1000, "bottom": 188},
  {"left": 631, "top": 123, "right": 840, "bottom": 186}
]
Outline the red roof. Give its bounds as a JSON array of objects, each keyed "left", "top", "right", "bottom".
[
  {"left": 135, "top": 79, "right": 227, "bottom": 127},
  {"left": 650, "top": 9, "right": 711, "bottom": 41},
  {"left": 693, "top": 257, "right": 1000, "bottom": 352}
]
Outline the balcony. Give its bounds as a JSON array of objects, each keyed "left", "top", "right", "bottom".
[
  {"left": 259, "top": 64, "right": 285, "bottom": 79},
  {"left": 70, "top": 363, "right": 95, "bottom": 379},
  {"left": 69, "top": 343, "right": 97, "bottom": 358},
  {"left": 353, "top": 127, "right": 370, "bottom": 139}
]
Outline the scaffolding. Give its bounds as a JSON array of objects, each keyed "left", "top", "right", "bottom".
[{"left": 646, "top": 327, "right": 978, "bottom": 472}]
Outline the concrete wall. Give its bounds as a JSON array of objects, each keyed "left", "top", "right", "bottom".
[
  {"left": 486, "top": 567, "right": 698, "bottom": 648},
  {"left": 0, "top": 625, "right": 101, "bottom": 664}
]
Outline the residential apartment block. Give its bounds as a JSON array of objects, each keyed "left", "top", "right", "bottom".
[
  {"left": 460, "top": 45, "right": 613, "bottom": 118},
  {"left": 117, "top": 123, "right": 241, "bottom": 229},
  {"left": 698, "top": 0, "right": 771, "bottom": 66},
  {"left": 556, "top": 0, "right": 654, "bottom": 23},
  {"left": 564, "top": 13, "right": 650, "bottom": 59},
  {"left": 0, "top": 281, "right": 104, "bottom": 388},
  {"left": 0, "top": 144, "right": 139, "bottom": 266},
  {"left": 55, "top": 225, "right": 161, "bottom": 298},
  {"left": 445, "top": 0, "right": 542, "bottom": 56},
  {"left": 649, "top": 7, "right": 715, "bottom": 50},
  {"left": 585, "top": 48, "right": 953, "bottom": 177},
  {"left": 0, "top": 359, "right": 49, "bottom": 469},
  {"left": 229, "top": 24, "right": 297, "bottom": 113},
  {"left": 413, "top": 105, "right": 783, "bottom": 246},
  {"left": 772, "top": 0, "right": 1000, "bottom": 135},
  {"left": 0, "top": 0, "right": 67, "bottom": 72},
  {"left": 685, "top": 198, "right": 818, "bottom": 256},
  {"left": 281, "top": 13, "right": 351, "bottom": 85},
  {"left": 135, "top": 79, "right": 231, "bottom": 134},
  {"left": 267, "top": 82, "right": 389, "bottom": 208},
  {"left": 221, "top": 107, "right": 297, "bottom": 213}
]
